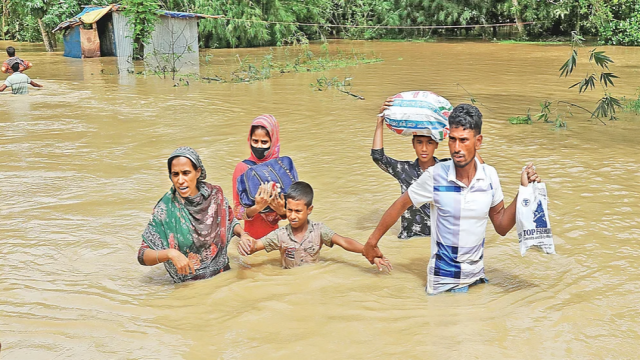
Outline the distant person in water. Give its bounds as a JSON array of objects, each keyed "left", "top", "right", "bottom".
[
  {"left": 0, "top": 62, "right": 42, "bottom": 95},
  {"left": 1, "top": 46, "right": 33, "bottom": 74},
  {"left": 364, "top": 104, "right": 540, "bottom": 295},
  {"left": 372, "top": 97, "right": 483, "bottom": 239},
  {"left": 238, "top": 181, "right": 392, "bottom": 271},
  {"left": 137, "top": 147, "right": 255, "bottom": 283}
]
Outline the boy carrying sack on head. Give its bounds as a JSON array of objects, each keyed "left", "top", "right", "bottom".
[{"left": 238, "top": 181, "right": 392, "bottom": 272}]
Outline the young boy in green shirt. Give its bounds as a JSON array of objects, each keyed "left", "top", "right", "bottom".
[{"left": 238, "top": 181, "right": 392, "bottom": 271}]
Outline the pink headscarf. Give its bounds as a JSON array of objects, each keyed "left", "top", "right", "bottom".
[{"left": 247, "top": 114, "right": 280, "bottom": 164}]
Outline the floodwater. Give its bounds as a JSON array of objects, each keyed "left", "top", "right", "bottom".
[{"left": 1, "top": 39, "right": 639, "bottom": 359}]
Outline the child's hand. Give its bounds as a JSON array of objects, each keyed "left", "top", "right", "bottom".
[
  {"left": 237, "top": 235, "right": 255, "bottom": 256},
  {"left": 373, "top": 256, "right": 392, "bottom": 272}
]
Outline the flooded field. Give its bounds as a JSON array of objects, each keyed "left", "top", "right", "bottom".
[{"left": 1, "top": 39, "right": 639, "bottom": 358}]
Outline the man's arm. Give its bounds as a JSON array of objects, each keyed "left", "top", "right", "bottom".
[
  {"left": 363, "top": 192, "right": 413, "bottom": 262},
  {"left": 0, "top": 84, "right": 6, "bottom": 92},
  {"left": 489, "top": 163, "right": 540, "bottom": 236},
  {"left": 30, "top": 80, "right": 43, "bottom": 88},
  {"left": 488, "top": 199, "right": 516, "bottom": 236}
]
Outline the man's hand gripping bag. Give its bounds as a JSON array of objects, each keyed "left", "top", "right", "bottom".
[{"left": 516, "top": 182, "right": 556, "bottom": 256}]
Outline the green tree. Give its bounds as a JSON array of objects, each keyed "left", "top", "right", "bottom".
[{"left": 122, "top": 0, "right": 161, "bottom": 58}]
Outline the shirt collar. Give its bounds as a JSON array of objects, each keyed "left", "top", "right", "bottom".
[
  {"left": 285, "top": 220, "right": 313, "bottom": 243},
  {"left": 413, "top": 156, "right": 440, "bottom": 172},
  {"left": 447, "top": 157, "right": 484, "bottom": 184}
]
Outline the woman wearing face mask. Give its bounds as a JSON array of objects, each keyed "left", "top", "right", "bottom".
[
  {"left": 137, "top": 147, "right": 253, "bottom": 283},
  {"left": 232, "top": 115, "right": 287, "bottom": 239}
]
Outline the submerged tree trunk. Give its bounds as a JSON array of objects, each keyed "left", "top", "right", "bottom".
[
  {"left": 512, "top": 0, "right": 524, "bottom": 33},
  {"left": 2, "top": 0, "right": 8, "bottom": 40},
  {"left": 38, "top": 18, "right": 54, "bottom": 52}
]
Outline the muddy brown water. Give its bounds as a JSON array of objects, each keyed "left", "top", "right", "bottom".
[{"left": 1, "top": 40, "right": 639, "bottom": 359}]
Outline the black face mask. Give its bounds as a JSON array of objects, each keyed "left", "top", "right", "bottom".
[{"left": 251, "top": 146, "right": 270, "bottom": 160}]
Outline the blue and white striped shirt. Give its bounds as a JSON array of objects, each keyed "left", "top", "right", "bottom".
[{"left": 408, "top": 158, "right": 504, "bottom": 294}]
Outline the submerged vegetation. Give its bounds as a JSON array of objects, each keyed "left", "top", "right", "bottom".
[
  {"left": 137, "top": 42, "right": 381, "bottom": 86},
  {"left": 220, "top": 43, "right": 382, "bottom": 83},
  {"left": 623, "top": 92, "right": 640, "bottom": 114},
  {"left": 311, "top": 75, "right": 365, "bottom": 100},
  {"left": 509, "top": 32, "right": 623, "bottom": 128},
  {"left": 3, "top": 1, "right": 640, "bottom": 51}
]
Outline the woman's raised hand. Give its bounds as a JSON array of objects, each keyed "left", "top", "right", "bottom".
[
  {"left": 167, "top": 249, "right": 195, "bottom": 275},
  {"left": 269, "top": 192, "right": 286, "bottom": 217},
  {"left": 254, "top": 183, "right": 273, "bottom": 211}
]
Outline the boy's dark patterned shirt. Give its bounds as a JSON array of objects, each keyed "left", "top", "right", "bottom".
[{"left": 371, "top": 148, "right": 448, "bottom": 239}]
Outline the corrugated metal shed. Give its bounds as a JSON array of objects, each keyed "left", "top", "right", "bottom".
[
  {"left": 54, "top": 5, "right": 223, "bottom": 75},
  {"left": 144, "top": 16, "right": 200, "bottom": 73},
  {"left": 112, "top": 12, "right": 133, "bottom": 59}
]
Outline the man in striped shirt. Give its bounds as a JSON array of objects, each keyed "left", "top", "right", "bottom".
[{"left": 363, "top": 104, "right": 540, "bottom": 295}]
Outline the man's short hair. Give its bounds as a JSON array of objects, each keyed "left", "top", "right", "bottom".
[
  {"left": 448, "top": 104, "right": 483, "bottom": 135},
  {"left": 286, "top": 181, "right": 314, "bottom": 207},
  {"left": 10, "top": 62, "right": 20, "bottom": 73},
  {"left": 6, "top": 46, "right": 15, "bottom": 57}
]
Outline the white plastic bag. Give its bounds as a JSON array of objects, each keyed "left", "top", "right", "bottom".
[{"left": 516, "top": 182, "right": 555, "bottom": 256}]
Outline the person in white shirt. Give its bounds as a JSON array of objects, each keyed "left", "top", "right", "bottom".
[
  {"left": 363, "top": 104, "right": 541, "bottom": 295},
  {"left": 0, "top": 62, "right": 42, "bottom": 95}
]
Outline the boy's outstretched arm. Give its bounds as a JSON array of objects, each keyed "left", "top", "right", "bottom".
[{"left": 331, "top": 234, "right": 392, "bottom": 272}]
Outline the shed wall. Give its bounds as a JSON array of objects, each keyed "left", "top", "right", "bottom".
[
  {"left": 112, "top": 12, "right": 134, "bottom": 59},
  {"left": 144, "top": 17, "right": 199, "bottom": 73},
  {"left": 63, "top": 27, "right": 82, "bottom": 59}
]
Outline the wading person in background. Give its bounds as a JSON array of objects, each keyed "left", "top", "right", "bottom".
[
  {"left": 373, "top": 97, "right": 485, "bottom": 239},
  {"left": 137, "top": 147, "right": 254, "bottom": 283},
  {"left": 364, "top": 104, "right": 540, "bottom": 295},
  {"left": 1, "top": 46, "right": 33, "bottom": 74},
  {"left": 372, "top": 96, "right": 449, "bottom": 239},
  {"left": 0, "top": 62, "right": 42, "bottom": 95},
  {"left": 232, "top": 115, "right": 287, "bottom": 239}
]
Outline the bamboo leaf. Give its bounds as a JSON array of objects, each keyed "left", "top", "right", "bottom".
[
  {"left": 559, "top": 50, "right": 578, "bottom": 77},
  {"left": 590, "top": 50, "right": 614, "bottom": 70},
  {"left": 599, "top": 72, "right": 619, "bottom": 88}
]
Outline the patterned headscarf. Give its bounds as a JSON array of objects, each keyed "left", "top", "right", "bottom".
[
  {"left": 247, "top": 114, "right": 280, "bottom": 164},
  {"left": 167, "top": 146, "right": 207, "bottom": 181}
]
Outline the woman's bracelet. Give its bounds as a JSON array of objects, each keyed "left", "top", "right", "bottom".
[{"left": 156, "top": 250, "right": 160, "bottom": 264}]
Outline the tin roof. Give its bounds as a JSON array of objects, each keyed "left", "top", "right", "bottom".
[{"left": 53, "top": 4, "right": 222, "bottom": 32}]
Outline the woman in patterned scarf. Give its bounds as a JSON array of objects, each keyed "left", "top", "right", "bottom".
[
  {"left": 137, "top": 147, "right": 253, "bottom": 283},
  {"left": 232, "top": 115, "right": 287, "bottom": 239}
]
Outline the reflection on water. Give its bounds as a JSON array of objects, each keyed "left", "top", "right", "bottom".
[{"left": 0, "top": 40, "right": 639, "bottom": 358}]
